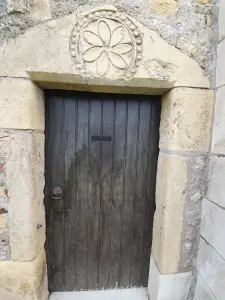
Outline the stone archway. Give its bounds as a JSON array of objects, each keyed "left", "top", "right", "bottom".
[{"left": 0, "top": 5, "right": 213, "bottom": 300}]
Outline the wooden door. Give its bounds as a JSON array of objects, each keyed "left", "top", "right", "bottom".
[{"left": 45, "top": 90, "right": 161, "bottom": 292}]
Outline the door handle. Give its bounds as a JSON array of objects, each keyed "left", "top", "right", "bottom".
[{"left": 51, "top": 187, "right": 64, "bottom": 200}]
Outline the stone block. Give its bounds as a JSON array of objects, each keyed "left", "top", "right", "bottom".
[
  {"left": 151, "top": 0, "right": 178, "bottom": 15},
  {"left": 206, "top": 156, "right": 225, "bottom": 207},
  {"left": 0, "top": 78, "right": 44, "bottom": 130},
  {"left": 160, "top": 88, "right": 213, "bottom": 152},
  {"left": 194, "top": 274, "right": 216, "bottom": 300},
  {"left": 7, "top": 132, "right": 46, "bottom": 261},
  {"left": 152, "top": 153, "right": 188, "bottom": 274},
  {"left": 216, "top": 40, "right": 225, "bottom": 88},
  {"left": 211, "top": 86, "right": 225, "bottom": 154},
  {"left": 201, "top": 198, "right": 225, "bottom": 259},
  {"left": 148, "top": 256, "right": 192, "bottom": 300},
  {"left": 0, "top": 248, "right": 48, "bottom": 300},
  {"left": 218, "top": 0, "right": 225, "bottom": 41},
  {"left": 197, "top": 238, "right": 225, "bottom": 300}
]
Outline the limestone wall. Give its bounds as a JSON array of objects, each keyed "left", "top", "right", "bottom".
[
  {"left": 0, "top": 0, "right": 217, "bottom": 85},
  {"left": 194, "top": 1, "right": 225, "bottom": 300}
]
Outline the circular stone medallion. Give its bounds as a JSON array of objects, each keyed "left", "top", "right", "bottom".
[{"left": 70, "top": 9, "right": 143, "bottom": 80}]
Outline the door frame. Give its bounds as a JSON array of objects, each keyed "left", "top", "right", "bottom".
[{"left": 0, "top": 5, "right": 213, "bottom": 300}]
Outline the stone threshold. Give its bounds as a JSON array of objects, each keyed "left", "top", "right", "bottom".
[{"left": 49, "top": 288, "right": 148, "bottom": 300}]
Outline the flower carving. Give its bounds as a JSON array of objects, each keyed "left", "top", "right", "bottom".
[
  {"left": 82, "top": 20, "right": 133, "bottom": 77},
  {"left": 70, "top": 9, "right": 143, "bottom": 79}
]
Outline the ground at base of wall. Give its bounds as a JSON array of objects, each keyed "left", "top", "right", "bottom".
[{"left": 49, "top": 288, "right": 148, "bottom": 300}]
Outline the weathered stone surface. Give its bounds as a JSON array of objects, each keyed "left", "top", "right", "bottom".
[
  {"left": 27, "top": 0, "right": 52, "bottom": 21},
  {"left": 0, "top": 248, "right": 48, "bottom": 300},
  {"left": 7, "top": 0, "right": 26, "bottom": 14},
  {"left": 0, "top": 228, "right": 10, "bottom": 260},
  {"left": 151, "top": 0, "right": 178, "bottom": 15},
  {"left": 211, "top": 86, "right": 225, "bottom": 154},
  {"left": 7, "top": 131, "right": 45, "bottom": 261},
  {"left": 216, "top": 39, "right": 225, "bottom": 88},
  {"left": 152, "top": 153, "right": 188, "bottom": 274},
  {"left": 148, "top": 256, "right": 192, "bottom": 300},
  {"left": 160, "top": 88, "right": 213, "bottom": 152},
  {"left": 194, "top": 274, "right": 216, "bottom": 300},
  {"left": 0, "top": 78, "right": 44, "bottom": 130},
  {"left": 0, "top": 6, "right": 210, "bottom": 91},
  {"left": 218, "top": 0, "right": 225, "bottom": 41},
  {"left": 206, "top": 156, "right": 225, "bottom": 207},
  {"left": 180, "top": 156, "right": 206, "bottom": 272},
  {"left": 197, "top": 238, "right": 225, "bottom": 300},
  {"left": 201, "top": 198, "right": 225, "bottom": 260}
]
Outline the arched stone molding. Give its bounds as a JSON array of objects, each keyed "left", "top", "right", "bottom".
[{"left": 0, "top": 5, "right": 213, "bottom": 300}]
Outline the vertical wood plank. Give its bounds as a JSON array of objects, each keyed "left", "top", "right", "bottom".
[
  {"left": 50, "top": 94, "right": 64, "bottom": 291},
  {"left": 130, "top": 100, "right": 151, "bottom": 286},
  {"left": 63, "top": 96, "right": 76, "bottom": 290},
  {"left": 74, "top": 97, "right": 89, "bottom": 290},
  {"left": 110, "top": 99, "right": 127, "bottom": 288},
  {"left": 120, "top": 99, "right": 139, "bottom": 287},
  {"left": 87, "top": 96, "right": 101, "bottom": 289},
  {"left": 98, "top": 97, "right": 114, "bottom": 288},
  {"left": 141, "top": 98, "right": 161, "bottom": 285}
]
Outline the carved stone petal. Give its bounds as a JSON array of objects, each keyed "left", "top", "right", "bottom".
[
  {"left": 96, "top": 51, "right": 109, "bottom": 76},
  {"left": 83, "top": 47, "right": 103, "bottom": 62},
  {"left": 109, "top": 52, "right": 127, "bottom": 70},
  {"left": 98, "top": 20, "right": 111, "bottom": 45},
  {"left": 110, "top": 26, "right": 125, "bottom": 47},
  {"left": 83, "top": 31, "right": 103, "bottom": 46},
  {"left": 112, "top": 43, "right": 133, "bottom": 54}
]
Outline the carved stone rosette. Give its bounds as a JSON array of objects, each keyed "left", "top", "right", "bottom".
[{"left": 70, "top": 8, "right": 143, "bottom": 80}]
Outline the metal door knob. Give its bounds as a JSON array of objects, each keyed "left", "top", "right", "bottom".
[{"left": 51, "top": 186, "right": 64, "bottom": 200}]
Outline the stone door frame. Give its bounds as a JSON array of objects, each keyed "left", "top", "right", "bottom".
[{"left": 0, "top": 5, "right": 213, "bottom": 300}]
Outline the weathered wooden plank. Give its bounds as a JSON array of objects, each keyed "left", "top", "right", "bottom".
[
  {"left": 120, "top": 99, "right": 139, "bottom": 287},
  {"left": 110, "top": 99, "right": 127, "bottom": 288},
  {"left": 74, "top": 97, "right": 89, "bottom": 290},
  {"left": 141, "top": 98, "right": 161, "bottom": 285},
  {"left": 87, "top": 96, "right": 101, "bottom": 289},
  {"left": 98, "top": 97, "right": 114, "bottom": 288},
  {"left": 63, "top": 96, "right": 77, "bottom": 290},
  {"left": 130, "top": 100, "right": 151, "bottom": 286},
  {"left": 49, "top": 93, "right": 65, "bottom": 291}
]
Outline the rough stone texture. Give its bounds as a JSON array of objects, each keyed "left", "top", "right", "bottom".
[
  {"left": 201, "top": 198, "right": 225, "bottom": 259},
  {"left": 0, "top": 78, "right": 44, "bottom": 130},
  {"left": 216, "top": 39, "right": 225, "bottom": 88},
  {"left": 0, "top": 0, "right": 7, "bottom": 14},
  {"left": 7, "top": 0, "right": 26, "bottom": 14},
  {"left": 180, "top": 156, "right": 207, "bottom": 272},
  {"left": 152, "top": 153, "right": 188, "bottom": 274},
  {"left": 0, "top": 228, "right": 10, "bottom": 260},
  {"left": 0, "top": 133, "right": 10, "bottom": 261},
  {"left": 197, "top": 238, "right": 225, "bottom": 300},
  {"left": 0, "top": 248, "right": 48, "bottom": 300},
  {"left": 148, "top": 256, "right": 192, "bottom": 300},
  {"left": 206, "top": 156, "right": 225, "bottom": 207},
  {"left": 151, "top": 0, "right": 178, "bottom": 15},
  {"left": 6, "top": 131, "right": 45, "bottom": 262},
  {"left": 160, "top": 88, "right": 213, "bottom": 152},
  {"left": 194, "top": 274, "right": 217, "bottom": 300},
  {"left": 0, "top": 7, "right": 209, "bottom": 91},
  {"left": 218, "top": 0, "right": 225, "bottom": 41},
  {"left": 211, "top": 86, "right": 225, "bottom": 154}
]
